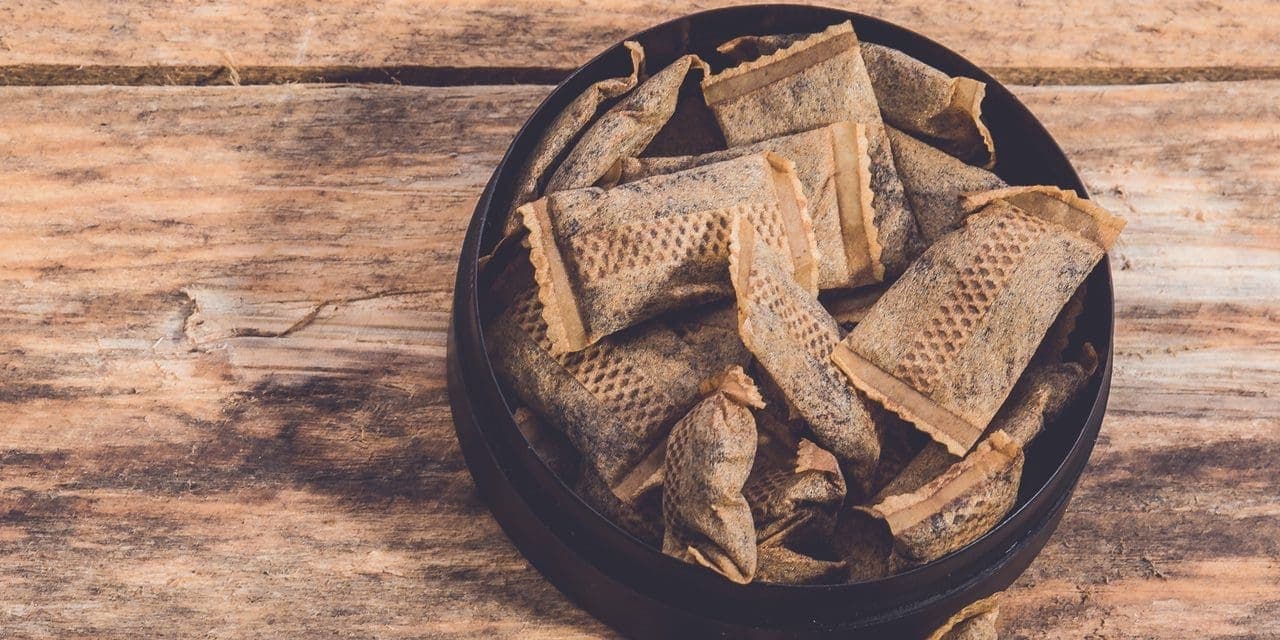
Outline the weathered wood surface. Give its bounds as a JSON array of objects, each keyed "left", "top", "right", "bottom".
[
  {"left": 1, "top": 78, "right": 1277, "bottom": 638},
  {"left": 3, "top": 1, "right": 1280, "bottom": 85}
]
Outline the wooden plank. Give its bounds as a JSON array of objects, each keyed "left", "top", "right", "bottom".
[
  {"left": 998, "top": 81, "right": 1280, "bottom": 638},
  {"left": 0, "top": 83, "right": 611, "bottom": 639},
  {"left": 1, "top": 80, "right": 1278, "bottom": 638},
  {"left": 2, "top": 1, "right": 1280, "bottom": 85}
]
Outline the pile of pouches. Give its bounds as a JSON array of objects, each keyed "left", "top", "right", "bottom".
[{"left": 483, "top": 20, "right": 1124, "bottom": 638}]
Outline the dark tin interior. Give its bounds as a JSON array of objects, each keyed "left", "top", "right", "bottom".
[{"left": 447, "top": 4, "right": 1114, "bottom": 638}]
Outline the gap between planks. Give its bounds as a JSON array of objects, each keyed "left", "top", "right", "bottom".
[{"left": 5, "top": 64, "right": 1280, "bottom": 87}]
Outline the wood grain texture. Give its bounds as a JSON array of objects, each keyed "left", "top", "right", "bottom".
[
  {"left": 0, "top": 83, "right": 612, "bottom": 639},
  {"left": 1, "top": 79, "right": 1277, "bottom": 639},
  {"left": 1000, "top": 81, "right": 1280, "bottom": 639},
  {"left": 2, "top": 1, "right": 1280, "bottom": 85}
]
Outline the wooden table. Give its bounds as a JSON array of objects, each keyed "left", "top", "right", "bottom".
[{"left": 2, "top": 2, "right": 1278, "bottom": 638}]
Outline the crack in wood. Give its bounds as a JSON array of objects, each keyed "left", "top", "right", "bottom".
[
  {"left": 4, "top": 64, "right": 1280, "bottom": 88},
  {"left": 181, "top": 287, "right": 438, "bottom": 347},
  {"left": 0, "top": 64, "right": 571, "bottom": 87},
  {"left": 274, "top": 289, "right": 437, "bottom": 338},
  {"left": 991, "top": 66, "right": 1280, "bottom": 86}
]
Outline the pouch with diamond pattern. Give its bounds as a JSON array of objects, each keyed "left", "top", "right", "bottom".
[
  {"left": 729, "top": 214, "right": 880, "bottom": 490},
  {"left": 702, "top": 21, "right": 921, "bottom": 279},
  {"left": 717, "top": 34, "right": 995, "bottom": 167},
  {"left": 486, "top": 254, "right": 749, "bottom": 503},
  {"left": 621, "top": 121, "right": 880, "bottom": 290},
  {"left": 832, "top": 195, "right": 1122, "bottom": 455},
  {"left": 522, "top": 152, "right": 816, "bottom": 354},
  {"left": 860, "top": 430, "right": 1023, "bottom": 572},
  {"left": 662, "top": 366, "right": 764, "bottom": 583}
]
